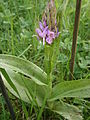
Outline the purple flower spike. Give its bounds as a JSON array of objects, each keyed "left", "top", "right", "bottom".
[
  {"left": 35, "top": 0, "right": 60, "bottom": 45},
  {"left": 36, "top": 21, "right": 60, "bottom": 45}
]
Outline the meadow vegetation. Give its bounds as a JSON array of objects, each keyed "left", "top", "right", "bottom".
[{"left": 0, "top": 0, "right": 90, "bottom": 120}]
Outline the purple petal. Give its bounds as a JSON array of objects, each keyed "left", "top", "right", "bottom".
[
  {"left": 43, "top": 20, "right": 47, "bottom": 27},
  {"left": 36, "top": 28, "right": 43, "bottom": 38},
  {"left": 44, "top": 26, "right": 48, "bottom": 32},
  {"left": 46, "top": 37, "right": 53, "bottom": 44},
  {"left": 39, "top": 22, "right": 44, "bottom": 31},
  {"left": 47, "top": 30, "right": 55, "bottom": 39}
]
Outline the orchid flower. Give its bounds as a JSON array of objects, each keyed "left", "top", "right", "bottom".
[
  {"left": 36, "top": 0, "right": 60, "bottom": 45},
  {"left": 36, "top": 22, "right": 48, "bottom": 45},
  {"left": 46, "top": 30, "right": 55, "bottom": 44}
]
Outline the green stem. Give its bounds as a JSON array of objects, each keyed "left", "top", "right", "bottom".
[{"left": 47, "top": 73, "right": 52, "bottom": 91}]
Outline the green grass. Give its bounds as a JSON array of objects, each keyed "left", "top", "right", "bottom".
[{"left": 0, "top": 0, "right": 90, "bottom": 119}]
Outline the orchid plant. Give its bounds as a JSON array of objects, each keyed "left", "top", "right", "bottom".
[{"left": 0, "top": 0, "right": 90, "bottom": 120}]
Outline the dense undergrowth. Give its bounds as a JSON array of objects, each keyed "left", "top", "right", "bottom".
[{"left": 0, "top": 0, "right": 90, "bottom": 120}]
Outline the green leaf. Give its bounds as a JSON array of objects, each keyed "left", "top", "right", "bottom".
[
  {"left": 48, "top": 100, "right": 83, "bottom": 120},
  {"left": 1, "top": 68, "right": 48, "bottom": 106},
  {"left": 0, "top": 54, "right": 49, "bottom": 106},
  {"left": 0, "top": 54, "right": 47, "bottom": 85},
  {"left": 49, "top": 79, "right": 90, "bottom": 101}
]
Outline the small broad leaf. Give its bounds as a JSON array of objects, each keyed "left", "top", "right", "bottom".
[
  {"left": 49, "top": 79, "right": 90, "bottom": 101},
  {"left": 48, "top": 100, "right": 83, "bottom": 120},
  {"left": 0, "top": 54, "right": 47, "bottom": 85}
]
